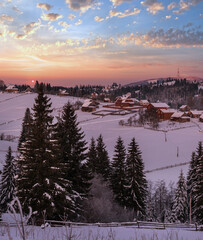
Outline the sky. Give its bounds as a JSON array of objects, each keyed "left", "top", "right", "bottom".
[{"left": 0, "top": 0, "right": 203, "bottom": 87}]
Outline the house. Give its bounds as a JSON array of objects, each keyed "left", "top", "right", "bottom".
[
  {"left": 115, "top": 93, "right": 136, "bottom": 107},
  {"left": 179, "top": 105, "right": 190, "bottom": 112},
  {"left": 104, "top": 98, "right": 111, "bottom": 103},
  {"left": 170, "top": 112, "right": 190, "bottom": 122},
  {"left": 147, "top": 103, "right": 169, "bottom": 111},
  {"left": 140, "top": 100, "right": 149, "bottom": 106},
  {"left": 58, "top": 89, "right": 69, "bottom": 96},
  {"left": 188, "top": 110, "right": 203, "bottom": 118},
  {"left": 200, "top": 114, "right": 203, "bottom": 122},
  {"left": 157, "top": 109, "right": 175, "bottom": 121},
  {"left": 81, "top": 99, "right": 99, "bottom": 112},
  {"left": 5, "top": 85, "right": 18, "bottom": 93}
]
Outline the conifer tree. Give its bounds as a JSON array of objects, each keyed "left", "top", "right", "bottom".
[
  {"left": 125, "top": 138, "right": 147, "bottom": 219},
  {"left": 171, "top": 170, "right": 188, "bottom": 223},
  {"left": 95, "top": 134, "right": 110, "bottom": 180},
  {"left": 111, "top": 136, "right": 126, "bottom": 206},
  {"left": 193, "top": 142, "right": 203, "bottom": 224},
  {"left": 18, "top": 108, "right": 32, "bottom": 150},
  {"left": 56, "top": 102, "right": 90, "bottom": 219},
  {"left": 16, "top": 83, "right": 72, "bottom": 223},
  {"left": 0, "top": 147, "right": 16, "bottom": 212},
  {"left": 86, "top": 137, "right": 97, "bottom": 175}
]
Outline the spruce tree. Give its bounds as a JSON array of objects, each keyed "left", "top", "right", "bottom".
[
  {"left": 95, "top": 134, "right": 110, "bottom": 180},
  {"left": 111, "top": 136, "right": 126, "bottom": 206},
  {"left": 16, "top": 83, "right": 72, "bottom": 223},
  {"left": 56, "top": 102, "right": 90, "bottom": 219},
  {"left": 171, "top": 170, "right": 188, "bottom": 223},
  {"left": 125, "top": 138, "right": 147, "bottom": 219},
  {"left": 18, "top": 108, "right": 32, "bottom": 150},
  {"left": 86, "top": 137, "right": 97, "bottom": 175},
  {"left": 193, "top": 142, "right": 203, "bottom": 224},
  {"left": 0, "top": 147, "right": 16, "bottom": 212}
]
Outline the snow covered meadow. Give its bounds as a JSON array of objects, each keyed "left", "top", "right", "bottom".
[
  {"left": 0, "top": 92, "right": 202, "bottom": 183},
  {"left": 0, "top": 92, "right": 203, "bottom": 239}
]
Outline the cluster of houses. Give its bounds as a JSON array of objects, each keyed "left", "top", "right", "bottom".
[{"left": 81, "top": 93, "right": 203, "bottom": 123}]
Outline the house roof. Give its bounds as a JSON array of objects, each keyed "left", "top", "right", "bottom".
[
  {"left": 190, "top": 110, "right": 203, "bottom": 115},
  {"left": 159, "top": 109, "right": 176, "bottom": 113},
  {"left": 171, "top": 112, "right": 185, "bottom": 118},
  {"left": 200, "top": 114, "right": 203, "bottom": 119},
  {"left": 82, "top": 100, "right": 92, "bottom": 107},
  {"left": 140, "top": 100, "right": 149, "bottom": 103},
  {"left": 180, "top": 105, "right": 188, "bottom": 109},
  {"left": 150, "top": 103, "right": 169, "bottom": 108},
  {"left": 6, "top": 85, "right": 18, "bottom": 90}
]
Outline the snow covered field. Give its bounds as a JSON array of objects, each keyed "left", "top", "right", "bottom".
[
  {"left": 0, "top": 92, "right": 202, "bottom": 184},
  {"left": 0, "top": 224, "right": 203, "bottom": 240}
]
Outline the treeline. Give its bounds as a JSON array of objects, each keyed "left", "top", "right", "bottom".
[{"left": 0, "top": 84, "right": 202, "bottom": 224}]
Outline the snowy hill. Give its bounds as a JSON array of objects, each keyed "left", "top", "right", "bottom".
[
  {"left": 124, "top": 76, "right": 203, "bottom": 87},
  {"left": 0, "top": 93, "right": 202, "bottom": 184}
]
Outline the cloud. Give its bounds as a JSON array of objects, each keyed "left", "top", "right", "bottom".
[
  {"left": 0, "top": 14, "right": 14, "bottom": 22},
  {"left": 166, "top": 15, "right": 171, "bottom": 19},
  {"left": 94, "top": 16, "right": 105, "bottom": 22},
  {"left": 12, "top": 6, "right": 23, "bottom": 14},
  {"left": 167, "top": 2, "right": 178, "bottom": 10},
  {"left": 58, "top": 21, "right": 71, "bottom": 28},
  {"left": 119, "top": 27, "right": 203, "bottom": 48},
  {"left": 24, "top": 21, "right": 41, "bottom": 35},
  {"left": 173, "top": 0, "right": 203, "bottom": 14},
  {"left": 75, "top": 19, "right": 82, "bottom": 25},
  {"left": 110, "top": 0, "right": 132, "bottom": 6},
  {"left": 110, "top": 8, "right": 140, "bottom": 18},
  {"left": 141, "top": 0, "right": 164, "bottom": 15},
  {"left": 37, "top": 3, "right": 53, "bottom": 11},
  {"left": 41, "top": 13, "right": 63, "bottom": 21},
  {"left": 68, "top": 14, "right": 76, "bottom": 20},
  {"left": 15, "top": 34, "right": 27, "bottom": 40},
  {"left": 65, "top": 0, "right": 97, "bottom": 12}
]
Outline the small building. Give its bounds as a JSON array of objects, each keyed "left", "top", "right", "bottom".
[
  {"left": 5, "top": 85, "right": 18, "bottom": 93},
  {"left": 171, "top": 112, "right": 190, "bottom": 122},
  {"left": 200, "top": 114, "right": 203, "bottom": 122},
  {"left": 104, "top": 98, "right": 111, "bottom": 103},
  {"left": 81, "top": 99, "right": 98, "bottom": 112},
  {"left": 140, "top": 100, "right": 149, "bottom": 106},
  {"left": 24, "top": 87, "right": 32, "bottom": 93},
  {"left": 147, "top": 103, "right": 169, "bottom": 111},
  {"left": 58, "top": 89, "right": 69, "bottom": 96},
  {"left": 157, "top": 109, "right": 175, "bottom": 121},
  {"left": 188, "top": 110, "right": 203, "bottom": 118},
  {"left": 179, "top": 105, "right": 190, "bottom": 112}
]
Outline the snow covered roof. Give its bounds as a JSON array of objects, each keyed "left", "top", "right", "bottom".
[
  {"left": 6, "top": 85, "right": 18, "bottom": 90},
  {"left": 159, "top": 109, "right": 175, "bottom": 113},
  {"left": 171, "top": 112, "right": 185, "bottom": 118},
  {"left": 190, "top": 110, "right": 203, "bottom": 115},
  {"left": 82, "top": 100, "right": 92, "bottom": 107},
  {"left": 200, "top": 114, "right": 203, "bottom": 119},
  {"left": 179, "top": 105, "right": 188, "bottom": 109},
  {"left": 150, "top": 103, "right": 169, "bottom": 108},
  {"left": 140, "top": 100, "right": 149, "bottom": 103}
]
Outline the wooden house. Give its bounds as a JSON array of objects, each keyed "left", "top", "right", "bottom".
[
  {"left": 140, "top": 100, "right": 149, "bottom": 106},
  {"left": 115, "top": 93, "right": 135, "bottom": 108},
  {"left": 188, "top": 110, "right": 203, "bottom": 118},
  {"left": 5, "top": 85, "right": 18, "bottom": 93},
  {"left": 147, "top": 103, "right": 169, "bottom": 111},
  {"left": 81, "top": 99, "right": 99, "bottom": 112},
  {"left": 170, "top": 112, "right": 190, "bottom": 122},
  {"left": 157, "top": 109, "right": 175, "bottom": 121},
  {"left": 58, "top": 90, "right": 69, "bottom": 96},
  {"left": 199, "top": 114, "right": 203, "bottom": 122},
  {"left": 179, "top": 105, "right": 190, "bottom": 112},
  {"left": 104, "top": 98, "right": 111, "bottom": 103}
]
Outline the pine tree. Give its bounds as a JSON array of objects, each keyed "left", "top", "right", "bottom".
[
  {"left": 171, "top": 170, "right": 188, "bottom": 223},
  {"left": 0, "top": 147, "right": 16, "bottom": 212},
  {"left": 16, "top": 83, "right": 72, "bottom": 224},
  {"left": 111, "top": 136, "right": 126, "bottom": 207},
  {"left": 193, "top": 142, "right": 203, "bottom": 224},
  {"left": 95, "top": 134, "right": 110, "bottom": 180},
  {"left": 86, "top": 137, "right": 97, "bottom": 175},
  {"left": 18, "top": 108, "right": 32, "bottom": 150},
  {"left": 56, "top": 102, "right": 90, "bottom": 219},
  {"left": 125, "top": 138, "right": 147, "bottom": 219}
]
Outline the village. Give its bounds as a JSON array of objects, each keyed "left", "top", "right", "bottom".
[{"left": 81, "top": 92, "right": 203, "bottom": 123}]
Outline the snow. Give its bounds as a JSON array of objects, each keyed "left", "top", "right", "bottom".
[
  {"left": 0, "top": 225, "right": 202, "bottom": 240},
  {"left": 150, "top": 103, "right": 169, "bottom": 108},
  {"left": 0, "top": 93, "right": 202, "bottom": 185}
]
